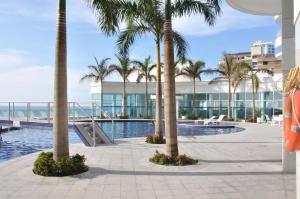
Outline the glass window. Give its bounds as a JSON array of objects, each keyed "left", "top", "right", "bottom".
[
  {"left": 235, "top": 93, "right": 245, "bottom": 100},
  {"left": 263, "top": 92, "right": 273, "bottom": 101},
  {"left": 220, "top": 93, "right": 228, "bottom": 100}
]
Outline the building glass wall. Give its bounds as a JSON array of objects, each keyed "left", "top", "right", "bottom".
[{"left": 92, "top": 91, "right": 282, "bottom": 119}]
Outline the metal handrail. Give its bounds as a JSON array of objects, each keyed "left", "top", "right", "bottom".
[
  {"left": 92, "top": 103, "right": 115, "bottom": 143},
  {"left": 73, "top": 102, "right": 96, "bottom": 147}
]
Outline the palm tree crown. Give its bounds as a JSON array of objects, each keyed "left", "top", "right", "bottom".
[
  {"left": 134, "top": 56, "right": 157, "bottom": 83},
  {"left": 109, "top": 54, "right": 135, "bottom": 117},
  {"left": 210, "top": 53, "right": 239, "bottom": 119},
  {"left": 80, "top": 57, "right": 112, "bottom": 83},
  {"left": 177, "top": 59, "right": 215, "bottom": 117},
  {"left": 110, "top": 54, "right": 135, "bottom": 81},
  {"left": 133, "top": 56, "right": 156, "bottom": 117}
]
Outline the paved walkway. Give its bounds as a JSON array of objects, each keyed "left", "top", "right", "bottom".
[{"left": 0, "top": 123, "right": 296, "bottom": 199}]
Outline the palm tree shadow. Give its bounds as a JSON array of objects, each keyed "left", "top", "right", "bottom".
[{"left": 72, "top": 166, "right": 285, "bottom": 179}]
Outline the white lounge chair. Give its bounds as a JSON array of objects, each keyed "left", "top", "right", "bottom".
[
  {"left": 203, "top": 116, "right": 216, "bottom": 125},
  {"left": 205, "top": 115, "right": 225, "bottom": 125}
]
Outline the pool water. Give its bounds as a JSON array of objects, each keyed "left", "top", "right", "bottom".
[
  {"left": 0, "top": 128, "right": 81, "bottom": 162},
  {"left": 0, "top": 121, "right": 243, "bottom": 162},
  {"left": 99, "top": 121, "right": 244, "bottom": 139}
]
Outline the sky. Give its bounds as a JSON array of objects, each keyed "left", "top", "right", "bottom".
[{"left": 0, "top": 0, "right": 279, "bottom": 102}]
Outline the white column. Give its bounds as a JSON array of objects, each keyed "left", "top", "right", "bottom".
[
  {"left": 294, "top": 0, "right": 300, "bottom": 197},
  {"left": 282, "top": 0, "right": 296, "bottom": 173}
]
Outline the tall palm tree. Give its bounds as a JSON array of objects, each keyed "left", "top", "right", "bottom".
[
  {"left": 210, "top": 53, "right": 239, "bottom": 120},
  {"left": 117, "top": 1, "right": 188, "bottom": 138},
  {"left": 80, "top": 57, "right": 112, "bottom": 117},
  {"left": 109, "top": 54, "right": 135, "bottom": 117},
  {"left": 53, "top": 0, "right": 69, "bottom": 161},
  {"left": 133, "top": 56, "right": 156, "bottom": 118},
  {"left": 239, "top": 62, "right": 274, "bottom": 120},
  {"left": 177, "top": 60, "right": 215, "bottom": 118},
  {"left": 88, "top": 0, "right": 221, "bottom": 157},
  {"left": 163, "top": 0, "right": 221, "bottom": 157}
]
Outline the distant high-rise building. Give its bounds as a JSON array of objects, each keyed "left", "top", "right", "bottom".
[{"left": 251, "top": 41, "right": 275, "bottom": 57}]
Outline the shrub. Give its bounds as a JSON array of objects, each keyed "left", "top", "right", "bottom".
[
  {"left": 246, "top": 118, "right": 256, "bottom": 123},
  {"left": 119, "top": 115, "right": 129, "bottom": 119},
  {"left": 33, "top": 152, "right": 88, "bottom": 177},
  {"left": 179, "top": 109, "right": 188, "bottom": 116},
  {"left": 149, "top": 150, "right": 198, "bottom": 166},
  {"left": 143, "top": 115, "right": 152, "bottom": 119},
  {"left": 145, "top": 135, "right": 165, "bottom": 144}
]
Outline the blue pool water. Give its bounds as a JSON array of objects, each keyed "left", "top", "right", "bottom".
[
  {"left": 0, "top": 128, "right": 81, "bottom": 162},
  {"left": 100, "top": 121, "right": 244, "bottom": 139},
  {"left": 0, "top": 121, "right": 243, "bottom": 162}
]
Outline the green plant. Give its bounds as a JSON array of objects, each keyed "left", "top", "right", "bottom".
[
  {"left": 119, "top": 115, "right": 129, "bottom": 119},
  {"left": 149, "top": 150, "right": 198, "bottom": 166},
  {"left": 179, "top": 109, "right": 188, "bottom": 116},
  {"left": 145, "top": 135, "right": 165, "bottom": 144},
  {"left": 235, "top": 118, "right": 243, "bottom": 122},
  {"left": 33, "top": 152, "right": 88, "bottom": 177},
  {"left": 143, "top": 115, "right": 152, "bottom": 119}
]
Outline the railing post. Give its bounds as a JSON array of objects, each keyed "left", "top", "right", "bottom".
[
  {"left": 8, "top": 102, "right": 11, "bottom": 121},
  {"left": 47, "top": 102, "right": 51, "bottom": 123},
  {"left": 92, "top": 118, "right": 96, "bottom": 147},
  {"left": 27, "top": 103, "right": 31, "bottom": 122},
  {"left": 12, "top": 103, "right": 15, "bottom": 120},
  {"left": 112, "top": 119, "right": 115, "bottom": 143},
  {"left": 73, "top": 102, "right": 75, "bottom": 123}
]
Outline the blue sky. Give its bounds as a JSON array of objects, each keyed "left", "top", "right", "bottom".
[{"left": 0, "top": 0, "right": 279, "bottom": 102}]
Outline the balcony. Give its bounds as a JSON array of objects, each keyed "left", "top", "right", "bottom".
[{"left": 226, "top": 0, "right": 282, "bottom": 16}]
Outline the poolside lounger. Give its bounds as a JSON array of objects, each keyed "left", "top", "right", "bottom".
[
  {"left": 203, "top": 116, "right": 216, "bottom": 125},
  {"left": 204, "top": 115, "right": 225, "bottom": 125}
]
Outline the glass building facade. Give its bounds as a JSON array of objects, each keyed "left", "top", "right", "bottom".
[{"left": 92, "top": 91, "right": 282, "bottom": 119}]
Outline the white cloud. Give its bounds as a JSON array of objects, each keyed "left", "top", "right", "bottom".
[
  {"left": 173, "top": 3, "right": 274, "bottom": 36},
  {"left": 0, "top": 1, "right": 275, "bottom": 37},
  {"left": 0, "top": 49, "right": 30, "bottom": 70},
  {"left": 0, "top": 65, "right": 91, "bottom": 102}
]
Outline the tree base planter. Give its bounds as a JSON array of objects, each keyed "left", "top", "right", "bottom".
[
  {"left": 33, "top": 152, "right": 88, "bottom": 177},
  {"left": 149, "top": 150, "right": 198, "bottom": 166},
  {"left": 145, "top": 135, "right": 166, "bottom": 144},
  {"left": 119, "top": 115, "right": 129, "bottom": 119}
]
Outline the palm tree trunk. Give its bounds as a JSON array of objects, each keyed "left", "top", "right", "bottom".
[
  {"left": 192, "top": 78, "right": 196, "bottom": 118},
  {"left": 155, "top": 39, "right": 163, "bottom": 137},
  {"left": 164, "top": 0, "right": 178, "bottom": 157},
  {"left": 100, "top": 80, "right": 104, "bottom": 118},
  {"left": 53, "top": 0, "right": 69, "bottom": 161},
  {"left": 252, "top": 77, "right": 256, "bottom": 121},
  {"left": 145, "top": 78, "right": 148, "bottom": 117},
  {"left": 122, "top": 79, "right": 126, "bottom": 117},
  {"left": 228, "top": 79, "right": 232, "bottom": 119}
]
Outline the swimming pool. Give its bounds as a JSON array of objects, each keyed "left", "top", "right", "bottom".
[
  {"left": 0, "top": 128, "right": 81, "bottom": 162},
  {"left": 0, "top": 121, "right": 243, "bottom": 162},
  {"left": 99, "top": 121, "right": 244, "bottom": 139}
]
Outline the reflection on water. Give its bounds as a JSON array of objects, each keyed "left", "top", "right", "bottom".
[
  {"left": 99, "top": 121, "right": 244, "bottom": 139},
  {"left": 0, "top": 128, "right": 81, "bottom": 162}
]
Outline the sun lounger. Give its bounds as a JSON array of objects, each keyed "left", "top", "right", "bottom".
[
  {"left": 203, "top": 116, "right": 216, "bottom": 125},
  {"left": 204, "top": 115, "right": 225, "bottom": 125}
]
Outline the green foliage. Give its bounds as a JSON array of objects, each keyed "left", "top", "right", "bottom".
[
  {"left": 143, "top": 115, "right": 152, "bottom": 119},
  {"left": 246, "top": 118, "right": 257, "bottom": 123},
  {"left": 224, "top": 118, "right": 235, "bottom": 122},
  {"left": 179, "top": 109, "right": 188, "bottom": 116},
  {"left": 149, "top": 150, "right": 198, "bottom": 166},
  {"left": 33, "top": 152, "right": 88, "bottom": 177},
  {"left": 145, "top": 135, "right": 165, "bottom": 144},
  {"left": 119, "top": 115, "right": 129, "bottom": 119}
]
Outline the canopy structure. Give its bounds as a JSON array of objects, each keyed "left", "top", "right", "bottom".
[{"left": 226, "top": 0, "right": 282, "bottom": 16}]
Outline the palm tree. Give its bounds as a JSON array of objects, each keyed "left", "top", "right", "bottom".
[
  {"left": 177, "top": 60, "right": 215, "bottom": 118},
  {"left": 239, "top": 62, "right": 273, "bottom": 120},
  {"left": 80, "top": 57, "right": 112, "bottom": 117},
  {"left": 133, "top": 56, "right": 156, "bottom": 118},
  {"left": 163, "top": 0, "right": 221, "bottom": 157},
  {"left": 88, "top": 0, "right": 221, "bottom": 157},
  {"left": 117, "top": 1, "right": 188, "bottom": 138},
  {"left": 210, "top": 53, "right": 239, "bottom": 120},
  {"left": 109, "top": 54, "right": 135, "bottom": 117},
  {"left": 53, "top": 0, "right": 69, "bottom": 161}
]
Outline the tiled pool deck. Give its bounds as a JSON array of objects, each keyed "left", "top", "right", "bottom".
[{"left": 0, "top": 123, "right": 296, "bottom": 199}]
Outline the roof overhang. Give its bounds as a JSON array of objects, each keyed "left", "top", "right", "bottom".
[{"left": 226, "top": 0, "right": 282, "bottom": 16}]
